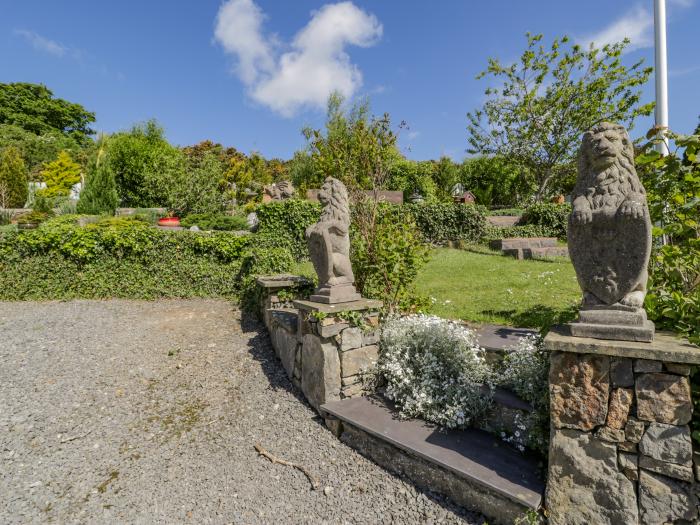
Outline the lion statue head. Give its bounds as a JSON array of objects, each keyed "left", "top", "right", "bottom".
[
  {"left": 575, "top": 122, "right": 644, "bottom": 210},
  {"left": 318, "top": 177, "right": 351, "bottom": 224}
]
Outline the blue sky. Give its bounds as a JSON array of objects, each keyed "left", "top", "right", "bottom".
[{"left": 1, "top": 0, "right": 698, "bottom": 160}]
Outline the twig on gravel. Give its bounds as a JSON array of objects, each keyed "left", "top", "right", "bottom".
[
  {"left": 254, "top": 443, "right": 320, "bottom": 490},
  {"left": 60, "top": 429, "right": 93, "bottom": 444}
]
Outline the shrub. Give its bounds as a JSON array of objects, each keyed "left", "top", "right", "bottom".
[
  {"left": 379, "top": 315, "right": 493, "bottom": 428},
  {"left": 484, "top": 224, "right": 559, "bottom": 243},
  {"left": 39, "top": 150, "right": 81, "bottom": 198},
  {"left": 181, "top": 213, "right": 249, "bottom": 231},
  {"left": 15, "top": 210, "right": 51, "bottom": 225},
  {"left": 77, "top": 155, "right": 119, "bottom": 215},
  {"left": 352, "top": 203, "right": 430, "bottom": 313},
  {"left": 405, "top": 202, "right": 488, "bottom": 245},
  {"left": 0, "top": 146, "right": 28, "bottom": 208},
  {"left": 517, "top": 202, "right": 571, "bottom": 240},
  {"left": 255, "top": 200, "right": 321, "bottom": 260},
  {"left": 167, "top": 151, "right": 225, "bottom": 216}
]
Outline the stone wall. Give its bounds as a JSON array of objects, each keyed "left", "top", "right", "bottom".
[
  {"left": 256, "top": 276, "right": 382, "bottom": 414},
  {"left": 544, "top": 329, "right": 700, "bottom": 525}
]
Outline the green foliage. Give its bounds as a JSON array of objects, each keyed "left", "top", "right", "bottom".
[
  {"left": 484, "top": 224, "right": 560, "bottom": 242},
  {"left": 106, "top": 120, "right": 184, "bottom": 207},
  {"left": 77, "top": 140, "right": 118, "bottom": 215},
  {"left": 0, "top": 124, "right": 85, "bottom": 177},
  {"left": 301, "top": 93, "right": 399, "bottom": 192},
  {"left": 255, "top": 200, "right": 321, "bottom": 260},
  {"left": 467, "top": 34, "right": 653, "bottom": 201},
  {"left": 168, "top": 151, "right": 225, "bottom": 216},
  {"left": 38, "top": 150, "right": 81, "bottom": 198},
  {"left": 387, "top": 158, "right": 438, "bottom": 202},
  {"left": 0, "top": 83, "right": 95, "bottom": 144},
  {"left": 637, "top": 131, "right": 700, "bottom": 345},
  {"left": 459, "top": 156, "right": 527, "bottom": 206},
  {"left": 0, "top": 146, "right": 29, "bottom": 207},
  {"left": 518, "top": 202, "right": 571, "bottom": 240},
  {"left": 406, "top": 202, "right": 488, "bottom": 245},
  {"left": 352, "top": 203, "right": 431, "bottom": 313},
  {"left": 180, "top": 213, "right": 249, "bottom": 231},
  {"left": 16, "top": 210, "right": 51, "bottom": 225}
]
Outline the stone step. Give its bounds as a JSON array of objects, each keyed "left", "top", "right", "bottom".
[
  {"left": 474, "top": 324, "right": 537, "bottom": 354},
  {"left": 321, "top": 396, "right": 544, "bottom": 525},
  {"left": 502, "top": 246, "right": 568, "bottom": 260},
  {"left": 490, "top": 237, "right": 558, "bottom": 251},
  {"left": 486, "top": 215, "right": 521, "bottom": 228}
]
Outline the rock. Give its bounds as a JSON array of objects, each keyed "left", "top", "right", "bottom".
[
  {"left": 549, "top": 352, "right": 609, "bottom": 431},
  {"left": 341, "top": 383, "right": 364, "bottom": 398},
  {"left": 545, "top": 428, "right": 638, "bottom": 525},
  {"left": 639, "top": 422, "right": 692, "bottom": 466},
  {"left": 665, "top": 362, "right": 691, "bottom": 375},
  {"left": 639, "top": 470, "right": 698, "bottom": 524},
  {"left": 340, "top": 345, "right": 378, "bottom": 377},
  {"left": 324, "top": 418, "right": 342, "bottom": 438},
  {"left": 301, "top": 334, "right": 341, "bottom": 411},
  {"left": 341, "top": 375, "right": 359, "bottom": 387},
  {"left": 188, "top": 225, "right": 200, "bottom": 231},
  {"left": 639, "top": 455, "right": 694, "bottom": 482},
  {"left": 246, "top": 212, "right": 258, "bottom": 231},
  {"left": 595, "top": 426, "right": 624, "bottom": 443},
  {"left": 624, "top": 417, "right": 645, "bottom": 443},
  {"left": 362, "top": 330, "right": 380, "bottom": 346},
  {"left": 636, "top": 373, "right": 692, "bottom": 425},
  {"left": 318, "top": 322, "right": 349, "bottom": 339},
  {"left": 610, "top": 358, "right": 634, "bottom": 387},
  {"left": 605, "top": 388, "right": 632, "bottom": 429},
  {"left": 619, "top": 441, "right": 638, "bottom": 453},
  {"left": 340, "top": 328, "right": 363, "bottom": 351},
  {"left": 634, "top": 359, "right": 662, "bottom": 373},
  {"left": 618, "top": 452, "right": 638, "bottom": 481}
]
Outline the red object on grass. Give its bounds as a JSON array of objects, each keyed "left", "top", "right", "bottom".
[{"left": 157, "top": 217, "right": 180, "bottom": 227}]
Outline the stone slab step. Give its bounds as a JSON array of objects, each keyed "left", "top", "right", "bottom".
[
  {"left": 486, "top": 215, "right": 520, "bottom": 228},
  {"left": 490, "top": 237, "right": 558, "bottom": 251},
  {"left": 321, "top": 396, "right": 544, "bottom": 524},
  {"left": 474, "top": 324, "right": 537, "bottom": 353}
]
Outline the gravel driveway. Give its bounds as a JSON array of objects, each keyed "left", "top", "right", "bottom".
[{"left": 0, "top": 299, "right": 482, "bottom": 524}]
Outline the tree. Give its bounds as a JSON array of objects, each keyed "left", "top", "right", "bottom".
[
  {"left": 432, "top": 156, "right": 460, "bottom": 201},
  {"left": 39, "top": 150, "right": 81, "bottom": 198},
  {"left": 459, "top": 156, "right": 526, "bottom": 206},
  {"left": 0, "top": 146, "right": 29, "bottom": 208},
  {"left": 76, "top": 138, "right": 119, "bottom": 215},
  {"left": 0, "top": 83, "right": 95, "bottom": 144},
  {"left": 467, "top": 34, "right": 653, "bottom": 201},
  {"left": 106, "top": 120, "right": 184, "bottom": 207},
  {"left": 167, "top": 151, "right": 225, "bottom": 216}
]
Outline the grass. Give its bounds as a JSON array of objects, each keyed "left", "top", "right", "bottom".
[{"left": 415, "top": 247, "right": 580, "bottom": 330}]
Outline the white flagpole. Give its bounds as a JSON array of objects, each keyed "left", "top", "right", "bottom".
[{"left": 654, "top": 0, "right": 669, "bottom": 154}]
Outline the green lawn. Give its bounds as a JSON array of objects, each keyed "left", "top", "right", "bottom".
[{"left": 415, "top": 247, "right": 580, "bottom": 329}]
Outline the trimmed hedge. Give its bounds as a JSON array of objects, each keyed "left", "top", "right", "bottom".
[
  {"left": 255, "top": 200, "right": 320, "bottom": 260},
  {"left": 517, "top": 203, "right": 571, "bottom": 240},
  {"left": 406, "top": 203, "right": 488, "bottom": 245}
]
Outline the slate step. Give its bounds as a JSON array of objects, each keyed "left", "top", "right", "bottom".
[
  {"left": 486, "top": 215, "right": 520, "bottom": 228},
  {"left": 490, "top": 237, "right": 558, "bottom": 251},
  {"left": 474, "top": 324, "right": 537, "bottom": 354},
  {"left": 321, "top": 396, "right": 544, "bottom": 525}
]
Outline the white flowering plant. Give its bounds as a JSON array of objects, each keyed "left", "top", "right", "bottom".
[{"left": 378, "top": 315, "right": 493, "bottom": 429}]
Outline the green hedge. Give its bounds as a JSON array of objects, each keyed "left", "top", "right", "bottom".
[
  {"left": 255, "top": 200, "right": 320, "bottom": 260},
  {"left": 0, "top": 215, "right": 265, "bottom": 300},
  {"left": 405, "top": 203, "right": 488, "bottom": 245},
  {"left": 517, "top": 203, "right": 571, "bottom": 240}
]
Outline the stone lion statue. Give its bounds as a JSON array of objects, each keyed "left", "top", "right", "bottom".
[
  {"left": 569, "top": 122, "right": 651, "bottom": 312},
  {"left": 263, "top": 180, "right": 295, "bottom": 201},
  {"left": 305, "top": 177, "right": 360, "bottom": 303}
]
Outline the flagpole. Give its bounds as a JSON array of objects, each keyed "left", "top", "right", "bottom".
[{"left": 654, "top": 0, "right": 669, "bottom": 154}]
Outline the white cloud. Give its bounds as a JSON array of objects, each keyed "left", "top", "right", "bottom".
[
  {"left": 214, "top": 0, "right": 382, "bottom": 117},
  {"left": 580, "top": 5, "right": 653, "bottom": 51},
  {"left": 14, "top": 29, "right": 67, "bottom": 57}
]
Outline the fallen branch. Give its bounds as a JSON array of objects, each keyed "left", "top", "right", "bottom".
[
  {"left": 60, "top": 429, "right": 93, "bottom": 444},
  {"left": 254, "top": 443, "right": 319, "bottom": 490}
]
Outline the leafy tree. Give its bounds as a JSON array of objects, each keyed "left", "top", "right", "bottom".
[
  {"left": 467, "top": 34, "right": 653, "bottom": 201},
  {"left": 0, "top": 83, "right": 95, "bottom": 144},
  {"left": 167, "top": 151, "right": 225, "bottom": 216},
  {"left": 288, "top": 150, "right": 315, "bottom": 195},
  {"left": 106, "top": 120, "right": 183, "bottom": 207},
  {"left": 39, "top": 150, "right": 81, "bottom": 198},
  {"left": 433, "top": 156, "right": 460, "bottom": 201},
  {"left": 459, "top": 156, "right": 527, "bottom": 206},
  {"left": 0, "top": 124, "right": 85, "bottom": 177},
  {"left": 303, "top": 92, "right": 399, "bottom": 192},
  {"left": 0, "top": 146, "right": 29, "bottom": 207},
  {"left": 77, "top": 138, "right": 119, "bottom": 215},
  {"left": 387, "top": 158, "right": 438, "bottom": 201}
]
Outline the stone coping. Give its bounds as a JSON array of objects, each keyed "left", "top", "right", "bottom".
[
  {"left": 293, "top": 298, "right": 383, "bottom": 314},
  {"left": 256, "top": 274, "right": 314, "bottom": 288},
  {"left": 544, "top": 325, "right": 700, "bottom": 364}
]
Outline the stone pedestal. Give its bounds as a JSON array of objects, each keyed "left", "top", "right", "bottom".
[
  {"left": 544, "top": 327, "right": 700, "bottom": 525},
  {"left": 255, "top": 274, "right": 314, "bottom": 329},
  {"left": 293, "top": 299, "right": 382, "bottom": 411},
  {"left": 568, "top": 304, "right": 655, "bottom": 343}
]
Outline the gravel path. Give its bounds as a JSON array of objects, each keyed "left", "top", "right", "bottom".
[{"left": 0, "top": 299, "right": 482, "bottom": 524}]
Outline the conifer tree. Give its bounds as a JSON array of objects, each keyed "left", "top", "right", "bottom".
[
  {"left": 39, "top": 150, "right": 81, "bottom": 197},
  {"left": 0, "top": 146, "right": 29, "bottom": 208},
  {"left": 77, "top": 143, "right": 118, "bottom": 215}
]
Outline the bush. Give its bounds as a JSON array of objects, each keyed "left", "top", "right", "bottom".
[
  {"left": 0, "top": 146, "right": 28, "bottom": 208},
  {"left": 77, "top": 155, "right": 119, "bottom": 215},
  {"left": 406, "top": 202, "right": 488, "bottom": 244},
  {"left": 38, "top": 150, "right": 81, "bottom": 198},
  {"left": 352, "top": 203, "right": 430, "bottom": 313},
  {"left": 255, "top": 200, "right": 321, "bottom": 260},
  {"left": 379, "top": 315, "right": 493, "bottom": 428},
  {"left": 181, "top": 213, "right": 249, "bottom": 231},
  {"left": 167, "top": 151, "right": 225, "bottom": 216},
  {"left": 517, "top": 202, "right": 571, "bottom": 240},
  {"left": 483, "top": 224, "right": 559, "bottom": 242}
]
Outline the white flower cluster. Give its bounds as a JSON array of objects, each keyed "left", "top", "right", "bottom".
[{"left": 379, "top": 315, "right": 492, "bottom": 429}]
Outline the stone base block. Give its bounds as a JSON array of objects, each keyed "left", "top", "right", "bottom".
[
  {"left": 568, "top": 319, "right": 655, "bottom": 342},
  {"left": 310, "top": 283, "right": 362, "bottom": 304},
  {"left": 578, "top": 307, "right": 648, "bottom": 326}
]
